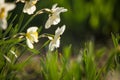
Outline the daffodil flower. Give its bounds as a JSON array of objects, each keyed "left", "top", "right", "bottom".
[
  {"left": 45, "top": 4, "right": 67, "bottom": 29},
  {"left": 16, "top": 0, "right": 38, "bottom": 15},
  {"left": 26, "top": 27, "right": 38, "bottom": 49},
  {"left": 0, "top": 0, "right": 15, "bottom": 30},
  {"left": 48, "top": 25, "right": 66, "bottom": 51}
]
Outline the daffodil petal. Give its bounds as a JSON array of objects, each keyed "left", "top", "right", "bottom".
[
  {"left": 26, "top": 38, "right": 34, "bottom": 49},
  {"left": 45, "top": 14, "right": 60, "bottom": 29},
  {"left": 49, "top": 41, "right": 55, "bottom": 51},
  {"left": 52, "top": 15, "right": 60, "bottom": 25},
  {"left": 45, "top": 3, "right": 67, "bottom": 29},
  {"left": 0, "top": 1, "right": 15, "bottom": 30},
  {"left": 27, "top": 27, "right": 38, "bottom": 33},
  {"left": 31, "top": 34, "right": 38, "bottom": 42},
  {"left": 48, "top": 25, "right": 66, "bottom": 51},
  {"left": 26, "top": 27, "right": 38, "bottom": 49},
  {"left": 0, "top": 19, "right": 7, "bottom": 30},
  {"left": 5, "top": 3, "right": 16, "bottom": 11},
  {"left": 55, "top": 7, "right": 68, "bottom": 14},
  {"left": 48, "top": 36, "right": 53, "bottom": 40},
  {"left": 55, "top": 25, "right": 66, "bottom": 35},
  {"left": 52, "top": 3, "right": 58, "bottom": 10},
  {"left": 23, "top": 3, "right": 36, "bottom": 15},
  {"left": 45, "top": 16, "right": 53, "bottom": 29},
  {"left": 55, "top": 38, "right": 60, "bottom": 48},
  {"left": 0, "top": 0, "right": 4, "bottom": 4}
]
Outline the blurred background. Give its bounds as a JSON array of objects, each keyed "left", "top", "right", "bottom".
[
  {"left": 8, "top": 0, "right": 120, "bottom": 51},
  {"left": 38, "top": 0, "right": 120, "bottom": 52},
  {"left": 3, "top": 0, "right": 120, "bottom": 79}
]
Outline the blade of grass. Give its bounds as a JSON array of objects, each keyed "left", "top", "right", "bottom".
[
  {"left": 19, "top": 15, "right": 36, "bottom": 32},
  {"left": 3, "top": 14, "right": 18, "bottom": 37},
  {"left": 111, "top": 33, "right": 118, "bottom": 48}
]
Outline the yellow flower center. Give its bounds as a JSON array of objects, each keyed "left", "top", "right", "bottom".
[
  {"left": 26, "top": 31, "right": 38, "bottom": 42},
  {"left": 26, "top": 0, "right": 37, "bottom": 5},
  {"left": 31, "top": 0, "right": 37, "bottom": 5},
  {"left": 0, "top": 8, "right": 5, "bottom": 19}
]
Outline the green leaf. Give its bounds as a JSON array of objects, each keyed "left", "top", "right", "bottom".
[
  {"left": 111, "top": 33, "right": 118, "bottom": 48},
  {"left": 19, "top": 15, "right": 36, "bottom": 32}
]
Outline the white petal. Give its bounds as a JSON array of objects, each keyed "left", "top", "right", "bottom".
[
  {"left": 45, "top": 14, "right": 60, "bottom": 29},
  {"left": 54, "top": 7, "right": 67, "bottom": 15},
  {"left": 0, "top": 0, "right": 4, "bottom": 4},
  {"left": 55, "top": 38, "right": 60, "bottom": 48},
  {"left": 45, "top": 16, "right": 53, "bottom": 29},
  {"left": 23, "top": 3, "right": 36, "bottom": 15},
  {"left": 21, "top": 0, "right": 25, "bottom": 3},
  {"left": 60, "top": 25, "right": 66, "bottom": 35},
  {"left": 52, "top": 3, "right": 58, "bottom": 10},
  {"left": 26, "top": 38, "right": 34, "bottom": 49},
  {"left": 49, "top": 41, "right": 55, "bottom": 51},
  {"left": 49, "top": 38, "right": 60, "bottom": 51},
  {"left": 48, "top": 36, "right": 53, "bottom": 40},
  {"left": 45, "top": 4, "right": 67, "bottom": 29},
  {"left": 30, "top": 34, "right": 38, "bottom": 43},
  {"left": 27, "top": 26, "right": 38, "bottom": 33},
  {"left": 5, "top": 3, "right": 16, "bottom": 11},
  {"left": 55, "top": 25, "right": 66, "bottom": 35},
  {"left": 52, "top": 15, "right": 60, "bottom": 25},
  {"left": 0, "top": 19, "right": 7, "bottom": 30}
]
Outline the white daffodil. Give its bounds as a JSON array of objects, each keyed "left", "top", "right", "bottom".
[
  {"left": 48, "top": 25, "right": 66, "bottom": 51},
  {"left": 16, "top": 0, "right": 38, "bottom": 15},
  {"left": 26, "top": 27, "right": 39, "bottom": 49},
  {"left": 45, "top": 4, "right": 67, "bottom": 29},
  {"left": 0, "top": 0, "right": 15, "bottom": 30}
]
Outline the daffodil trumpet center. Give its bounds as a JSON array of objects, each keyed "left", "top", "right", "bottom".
[
  {"left": 26, "top": 32, "right": 38, "bottom": 42},
  {"left": 0, "top": 8, "right": 5, "bottom": 19}
]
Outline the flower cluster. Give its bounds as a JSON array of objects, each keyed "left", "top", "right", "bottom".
[{"left": 0, "top": 0, "right": 67, "bottom": 51}]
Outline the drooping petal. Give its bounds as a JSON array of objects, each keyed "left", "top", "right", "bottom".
[
  {"left": 45, "top": 14, "right": 60, "bottom": 29},
  {"left": 0, "top": 0, "right": 4, "bottom": 4},
  {"left": 51, "top": 3, "right": 58, "bottom": 10},
  {"left": 5, "top": 3, "right": 16, "bottom": 11},
  {"left": 23, "top": 2, "right": 36, "bottom": 15},
  {"left": 45, "top": 16, "right": 53, "bottom": 29},
  {"left": 30, "top": 0, "right": 37, "bottom": 5},
  {"left": 52, "top": 14, "right": 60, "bottom": 25},
  {"left": 31, "top": 33, "right": 38, "bottom": 43},
  {"left": 48, "top": 25, "right": 66, "bottom": 51},
  {"left": 55, "top": 38, "right": 60, "bottom": 48},
  {"left": 49, "top": 41, "right": 55, "bottom": 51},
  {"left": 26, "top": 38, "right": 34, "bottom": 49},
  {"left": 45, "top": 3, "right": 67, "bottom": 29},
  {"left": 16, "top": 0, "right": 25, "bottom": 3},
  {"left": 26, "top": 27, "right": 38, "bottom": 49},
  {"left": 55, "top": 25, "right": 66, "bottom": 35},
  {"left": 0, "top": 1, "right": 15, "bottom": 30},
  {"left": 48, "top": 36, "right": 53, "bottom": 40},
  {"left": 55, "top": 7, "right": 68, "bottom": 14},
  {"left": 27, "top": 26, "right": 38, "bottom": 33},
  {"left": 0, "top": 18, "right": 7, "bottom": 30},
  {"left": 49, "top": 38, "right": 60, "bottom": 51}
]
